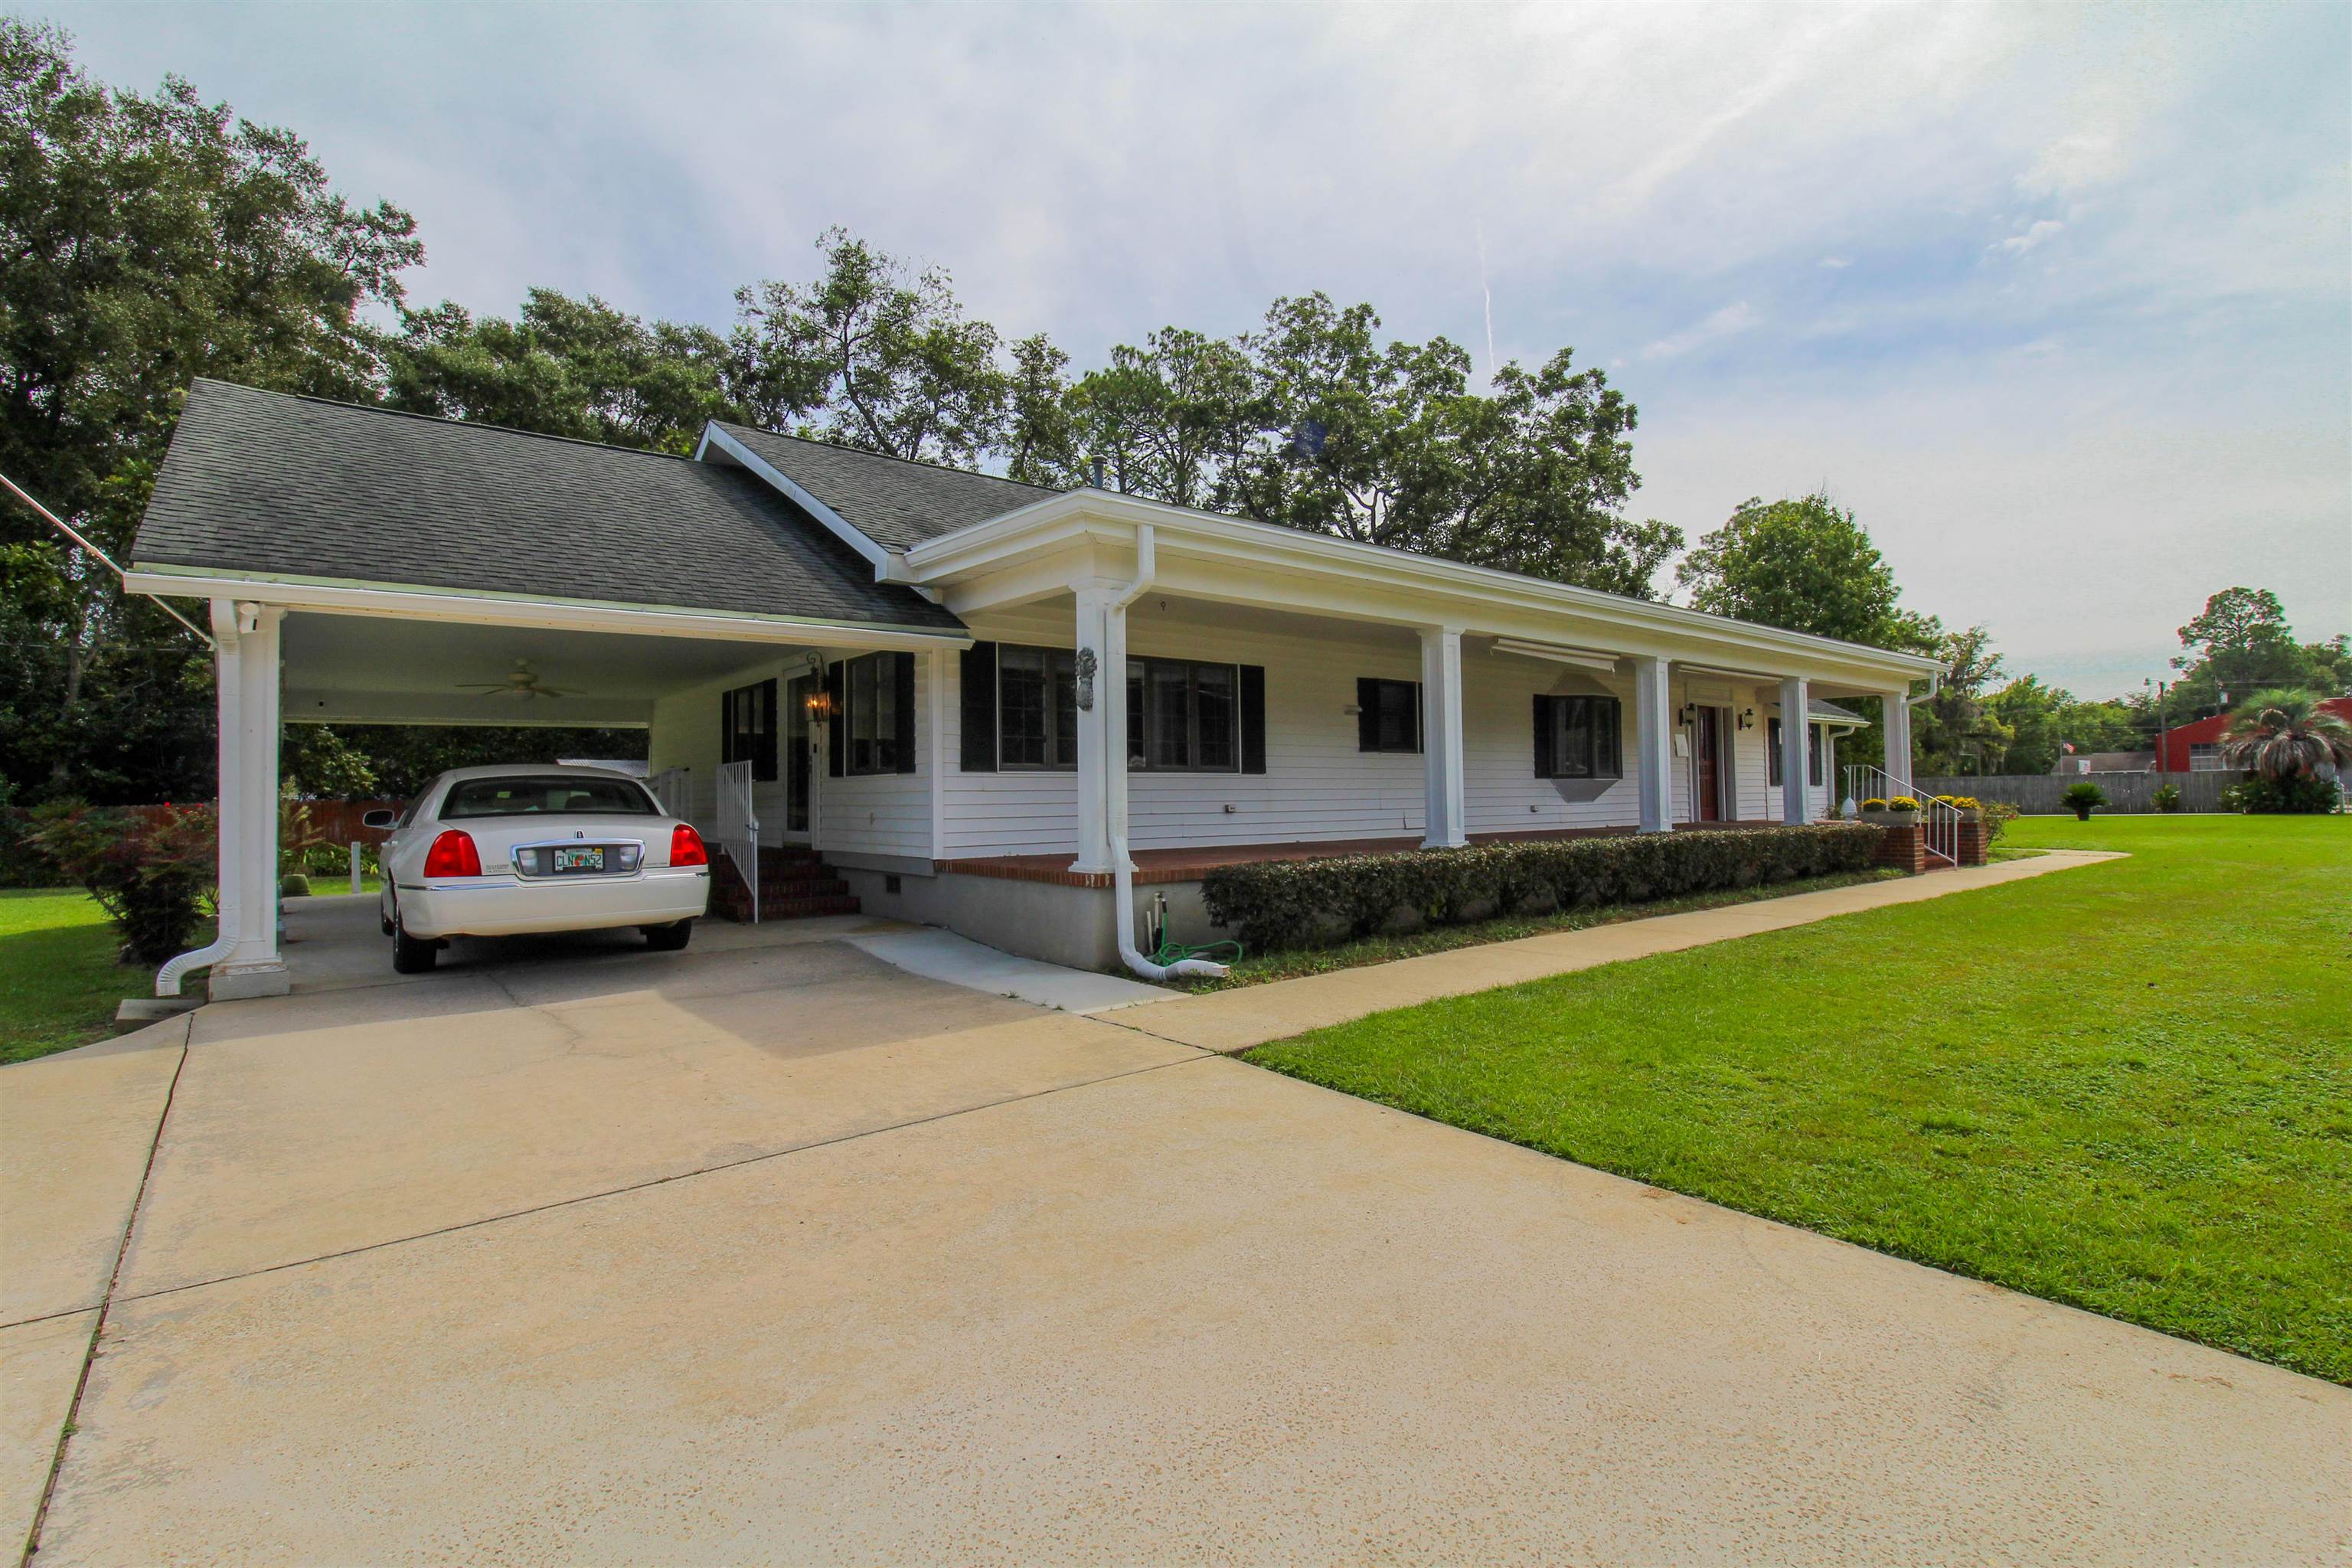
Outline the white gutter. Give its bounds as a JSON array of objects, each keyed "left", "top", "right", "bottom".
[
  {"left": 156, "top": 600, "right": 243, "bottom": 995},
  {"left": 1102, "top": 524, "right": 1227, "bottom": 982}
]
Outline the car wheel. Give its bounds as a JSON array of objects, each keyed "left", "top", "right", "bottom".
[
  {"left": 392, "top": 920, "right": 439, "bottom": 974},
  {"left": 643, "top": 919, "right": 693, "bottom": 952}
]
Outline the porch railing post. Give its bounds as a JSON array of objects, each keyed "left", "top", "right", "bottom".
[
  {"left": 1633, "top": 655, "right": 1673, "bottom": 833},
  {"left": 1419, "top": 626, "right": 1467, "bottom": 848},
  {"left": 1779, "top": 677, "right": 1810, "bottom": 825}
]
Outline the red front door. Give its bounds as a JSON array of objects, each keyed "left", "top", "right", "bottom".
[{"left": 1693, "top": 707, "right": 1722, "bottom": 822}]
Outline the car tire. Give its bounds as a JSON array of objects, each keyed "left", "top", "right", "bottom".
[
  {"left": 392, "top": 920, "right": 439, "bottom": 974},
  {"left": 643, "top": 919, "right": 693, "bottom": 952}
]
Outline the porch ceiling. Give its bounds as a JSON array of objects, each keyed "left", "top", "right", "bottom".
[{"left": 283, "top": 611, "right": 802, "bottom": 728}]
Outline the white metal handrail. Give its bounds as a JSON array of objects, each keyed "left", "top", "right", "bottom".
[
  {"left": 1843, "top": 763, "right": 1960, "bottom": 866},
  {"left": 715, "top": 760, "right": 760, "bottom": 923}
]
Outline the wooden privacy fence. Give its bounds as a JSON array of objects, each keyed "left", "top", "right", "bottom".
[{"left": 1913, "top": 772, "right": 2239, "bottom": 815}]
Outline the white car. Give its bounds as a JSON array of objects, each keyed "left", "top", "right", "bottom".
[{"left": 366, "top": 765, "right": 711, "bottom": 973}]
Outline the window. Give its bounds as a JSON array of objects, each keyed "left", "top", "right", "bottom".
[
  {"left": 1769, "top": 719, "right": 1825, "bottom": 788},
  {"left": 1356, "top": 678, "right": 1423, "bottom": 753},
  {"left": 721, "top": 679, "right": 778, "bottom": 782},
  {"left": 998, "top": 645, "right": 1080, "bottom": 770},
  {"left": 1127, "top": 657, "right": 1240, "bottom": 772},
  {"left": 442, "top": 776, "right": 658, "bottom": 818},
  {"left": 845, "top": 654, "right": 901, "bottom": 775},
  {"left": 1533, "top": 695, "right": 1623, "bottom": 779}
]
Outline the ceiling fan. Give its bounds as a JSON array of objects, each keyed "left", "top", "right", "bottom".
[{"left": 459, "top": 660, "right": 568, "bottom": 701}]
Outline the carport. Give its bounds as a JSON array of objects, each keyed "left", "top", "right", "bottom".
[{"left": 122, "top": 380, "right": 967, "bottom": 1000}]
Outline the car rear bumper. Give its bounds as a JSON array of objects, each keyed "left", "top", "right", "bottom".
[{"left": 397, "top": 867, "right": 710, "bottom": 939}]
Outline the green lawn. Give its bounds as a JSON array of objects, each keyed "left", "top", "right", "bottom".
[
  {"left": 1247, "top": 815, "right": 2352, "bottom": 1383},
  {"left": 0, "top": 888, "right": 144, "bottom": 1065}
]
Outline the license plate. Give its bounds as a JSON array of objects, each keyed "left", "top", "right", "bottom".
[{"left": 554, "top": 846, "right": 607, "bottom": 874}]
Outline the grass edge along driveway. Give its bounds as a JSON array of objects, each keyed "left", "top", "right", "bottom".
[{"left": 1247, "top": 815, "right": 2351, "bottom": 1385}]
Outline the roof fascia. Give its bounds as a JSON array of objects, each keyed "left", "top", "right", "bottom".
[
  {"left": 694, "top": 423, "right": 900, "bottom": 578},
  {"left": 908, "top": 491, "right": 1942, "bottom": 685},
  {"left": 123, "top": 564, "right": 971, "bottom": 652}
]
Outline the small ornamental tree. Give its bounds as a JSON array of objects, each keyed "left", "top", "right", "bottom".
[
  {"left": 28, "top": 802, "right": 217, "bottom": 963},
  {"left": 2060, "top": 781, "right": 2107, "bottom": 822},
  {"left": 2220, "top": 691, "right": 2352, "bottom": 814}
]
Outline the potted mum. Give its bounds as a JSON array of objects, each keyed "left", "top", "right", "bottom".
[
  {"left": 1881, "top": 795, "right": 1923, "bottom": 824},
  {"left": 1933, "top": 794, "right": 1984, "bottom": 822}
]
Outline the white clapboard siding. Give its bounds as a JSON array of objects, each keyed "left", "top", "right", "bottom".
[{"left": 645, "top": 656, "right": 801, "bottom": 843}]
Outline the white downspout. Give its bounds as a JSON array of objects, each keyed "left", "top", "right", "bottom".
[
  {"left": 1103, "top": 524, "right": 1228, "bottom": 981},
  {"left": 157, "top": 599, "right": 244, "bottom": 996}
]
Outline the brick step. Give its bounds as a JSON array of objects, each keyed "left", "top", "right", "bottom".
[
  {"left": 753, "top": 877, "right": 851, "bottom": 899},
  {"left": 756, "top": 893, "right": 861, "bottom": 919}
]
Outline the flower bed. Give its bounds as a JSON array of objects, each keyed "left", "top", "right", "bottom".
[{"left": 1201, "top": 824, "right": 1879, "bottom": 954}]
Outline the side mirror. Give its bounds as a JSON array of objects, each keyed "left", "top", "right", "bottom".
[{"left": 361, "top": 809, "right": 397, "bottom": 830}]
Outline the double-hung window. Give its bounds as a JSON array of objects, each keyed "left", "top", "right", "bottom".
[
  {"left": 1128, "top": 657, "right": 1240, "bottom": 772},
  {"left": 1356, "top": 678, "right": 1423, "bottom": 753},
  {"left": 721, "top": 679, "right": 778, "bottom": 782},
  {"left": 998, "top": 645, "right": 1080, "bottom": 770},
  {"left": 1769, "top": 718, "right": 1825, "bottom": 787},
  {"left": 844, "top": 654, "right": 900, "bottom": 776},
  {"left": 1533, "top": 694, "right": 1623, "bottom": 779}
]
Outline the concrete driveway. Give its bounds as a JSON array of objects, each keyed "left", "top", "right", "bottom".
[{"left": 4, "top": 899, "right": 2344, "bottom": 1564}]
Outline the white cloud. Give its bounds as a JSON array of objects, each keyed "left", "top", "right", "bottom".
[
  {"left": 1642, "top": 302, "right": 1760, "bottom": 360},
  {"left": 1819, "top": 256, "right": 1853, "bottom": 270},
  {"left": 1995, "top": 219, "right": 2067, "bottom": 255}
]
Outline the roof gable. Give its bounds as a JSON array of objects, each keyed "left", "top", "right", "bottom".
[
  {"left": 708, "top": 423, "right": 1057, "bottom": 552},
  {"left": 134, "top": 382, "right": 962, "bottom": 634}
]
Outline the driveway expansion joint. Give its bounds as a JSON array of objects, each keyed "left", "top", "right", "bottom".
[
  {"left": 114, "top": 1048, "right": 1219, "bottom": 1310},
  {"left": 17, "top": 1031, "right": 191, "bottom": 1568}
]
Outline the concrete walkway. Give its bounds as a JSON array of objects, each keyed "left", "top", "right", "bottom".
[
  {"left": 7, "top": 848, "right": 2344, "bottom": 1565},
  {"left": 1112, "top": 849, "right": 2122, "bottom": 1053},
  {"left": 845, "top": 926, "right": 1174, "bottom": 1014}
]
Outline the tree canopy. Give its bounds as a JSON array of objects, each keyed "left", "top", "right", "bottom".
[{"left": 1674, "top": 492, "right": 1938, "bottom": 652}]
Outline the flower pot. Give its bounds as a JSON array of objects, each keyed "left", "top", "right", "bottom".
[
  {"left": 2071, "top": 806, "right": 2093, "bottom": 822},
  {"left": 1884, "top": 811, "right": 1921, "bottom": 826}
]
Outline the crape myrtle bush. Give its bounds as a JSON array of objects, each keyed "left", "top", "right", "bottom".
[{"left": 1201, "top": 824, "right": 1879, "bottom": 953}]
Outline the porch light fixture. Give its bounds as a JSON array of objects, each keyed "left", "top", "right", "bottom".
[
  {"left": 805, "top": 688, "right": 838, "bottom": 724},
  {"left": 1677, "top": 704, "right": 1697, "bottom": 727},
  {"left": 1737, "top": 707, "right": 1756, "bottom": 731}
]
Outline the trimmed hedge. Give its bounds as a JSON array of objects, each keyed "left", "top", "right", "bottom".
[{"left": 1200, "top": 824, "right": 1881, "bottom": 954}]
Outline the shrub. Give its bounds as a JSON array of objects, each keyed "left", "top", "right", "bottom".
[
  {"left": 2221, "top": 773, "right": 2342, "bottom": 815},
  {"left": 1980, "top": 799, "right": 2021, "bottom": 844},
  {"left": 2060, "top": 781, "right": 2107, "bottom": 820},
  {"left": 281, "top": 873, "right": 312, "bottom": 897},
  {"left": 2151, "top": 782, "right": 2184, "bottom": 813},
  {"left": 1200, "top": 825, "right": 1880, "bottom": 954},
  {"left": 28, "top": 802, "right": 218, "bottom": 964}
]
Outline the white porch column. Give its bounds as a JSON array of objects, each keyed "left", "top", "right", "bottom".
[
  {"left": 1419, "top": 626, "right": 1468, "bottom": 848},
  {"left": 212, "top": 599, "right": 290, "bottom": 1000},
  {"left": 1882, "top": 691, "right": 1915, "bottom": 796},
  {"left": 1779, "top": 677, "right": 1810, "bottom": 825},
  {"left": 1071, "top": 586, "right": 1116, "bottom": 874},
  {"left": 1632, "top": 655, "right": 1674, "bottom": 833}
]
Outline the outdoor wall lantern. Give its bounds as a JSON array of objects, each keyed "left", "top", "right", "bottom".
[
  {"left": 805, "top": 688, "right": 838, "bottom": 724},
  {"left": 1677, "top": 703, "right": 1697, "bottom": 727},
  {"left": 1736, "top": 707, "right": 1756, "bottom": 731},
  {"left": 1075, "top": 647, "right": 1098, "bottom": 710}
]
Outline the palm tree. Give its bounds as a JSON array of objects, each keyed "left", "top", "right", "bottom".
[{"left": 2221, "top": 690, "right": 2352, "bottom": 782}]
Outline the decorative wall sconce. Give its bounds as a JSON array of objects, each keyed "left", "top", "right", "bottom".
[
  {"left": 1677, "top": 704, "right": 1697, "bottom": 727},
  {"left": 805, "top": 688, "right": 838, "bottom": 724},
  {"left": 1736, "top": 707, "right": 1756, "bottom": 731},
  {"left": 1074, "top": 647, "right": 1099, "bottom": 710}
]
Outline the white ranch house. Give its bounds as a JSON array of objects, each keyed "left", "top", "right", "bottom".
[{"left": 128, "top": 380, "right": 1941, "bottom": 995}]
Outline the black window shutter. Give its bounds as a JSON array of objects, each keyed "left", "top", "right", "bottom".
[
  {"left": 1767, "top": 717, "right": 1782, "bottom": 787},
  {"left": 755, "top": 679, "right": 779, "bottom": 782},
  {"left": 1355, "top": 678, "right": 1380, "bottom": 753},
  {"left": 1533, "top": 695, "right": 1557, "bottom": 777},
  {"left": 1808, "top": 724, "right": 1823, "bottom": 786},
  {"left": 1240, "top": 665, "right": 1266, "bottom": 774},
  {"left": 720, "top": 689, "right": 733, "bottom": 768},
  {"left": 960, "top": 642, "right": 998, "bottom": 773},
  {"left": 893, "top": 652, "right": 917, "bottom": 773},
  {"left": 826, "top": 661, "right": 844, "bottom": 777},
  {"left": 1602, "top": 697, "right": 1623, "bottom": 778},
  {"left": 1416, "top": 682, "right": 1426, "bottom": 753}
]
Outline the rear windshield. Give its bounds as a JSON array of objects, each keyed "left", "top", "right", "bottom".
[{"left": 441, "top": 776, "right": 659, "bottom": 819}]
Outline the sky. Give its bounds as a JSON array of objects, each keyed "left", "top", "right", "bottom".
[{"left": 37, "top": 1, "right": 2352, "bottom": 698}]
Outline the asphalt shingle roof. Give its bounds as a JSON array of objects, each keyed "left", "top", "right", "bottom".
[
  {"left": 133, "top": 381, "right": 964, "bottom": 633},
  {"left": 712, "top": 423, "right": 1059, "bottom": 550},
  {"left": 1808, "top": 697, "right": 1869, "bottom": 724}
]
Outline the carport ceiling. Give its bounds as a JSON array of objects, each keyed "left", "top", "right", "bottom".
[{"left": 283, "top": 611, "right": 812, "bottom": 728}]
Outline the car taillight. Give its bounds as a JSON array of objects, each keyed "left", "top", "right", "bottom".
[
  {"left": 668, "top": 824, "right": 708, "bottom": 867},
  {"left": 422, "top": 829, "right": 482, "bottom": 877}
]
